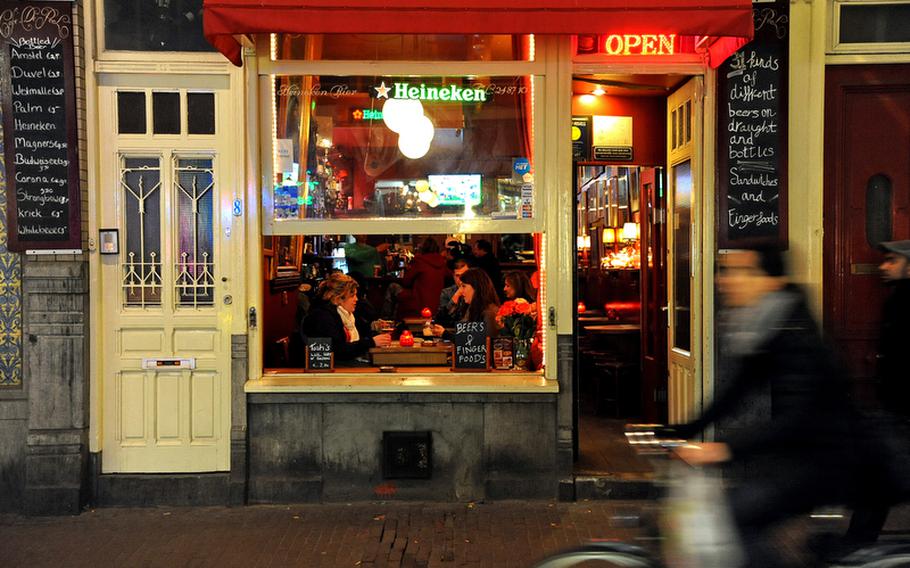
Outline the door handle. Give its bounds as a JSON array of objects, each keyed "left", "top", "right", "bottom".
[{"left": 660, "top": 306, "right": 669, "bottom": 312}]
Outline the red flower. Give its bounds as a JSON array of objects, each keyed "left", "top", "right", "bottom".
[
  {"left": 514, "top": 299, "right": 532, "bottom": 315},
  {"left": 497, "top": 301, "right": 516, "bottom": 317}
]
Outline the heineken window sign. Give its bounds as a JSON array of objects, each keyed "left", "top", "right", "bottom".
[{"left": 374, "top": 81, "right": 488, "bottom": 103}]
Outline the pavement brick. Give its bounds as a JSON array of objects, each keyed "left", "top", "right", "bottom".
[{"left": 4, "top": 501, "right": 910, "bottom": 568}]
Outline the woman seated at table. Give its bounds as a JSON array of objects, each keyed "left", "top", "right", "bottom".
[
  {"left": 503, "top": 270, "right": 537, "bottom": 303},
  {"left": 301, "top": 272, "right": 392, "bottom": 364},
  {"left": 430, "top": 268, "right": 501, "bottom": 338}
]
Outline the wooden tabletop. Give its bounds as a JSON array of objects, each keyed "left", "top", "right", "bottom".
[
  {"left": 369, "top": 344, "right": 451, "bottom": 354},
  {"left": 577, "top": 316, "right": 614, "bottom": 324},
  {"left": 583, "top": 324, "right": 641, "bottom": 334}
]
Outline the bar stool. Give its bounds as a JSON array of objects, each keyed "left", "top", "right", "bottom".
[{"left": 594, "top": 360, "right": 635, "bottom": 417}]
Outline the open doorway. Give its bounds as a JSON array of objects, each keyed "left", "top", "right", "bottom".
[{"left": 571, "top": 73, "right": 693, "bottom": 477}]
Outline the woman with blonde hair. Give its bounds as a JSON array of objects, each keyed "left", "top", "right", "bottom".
[{"left": 301, "top": 272, "right": 391, "bottom": 363}]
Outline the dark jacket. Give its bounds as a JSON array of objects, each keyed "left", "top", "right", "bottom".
[
  {"left": 301, "top": 299, "right": 375, "bottom": 362},
  {"left": 398, "top": 253, "right": 450, "bottom": 317},
  {"left": 878, "top": 279, "right": 910, "bottom": 417},
  {"left": 435, "top": 284, "right": 467, "bottom": 327},
  {"left": 680, "top": 285, "right": 856, "bottom": 466}
]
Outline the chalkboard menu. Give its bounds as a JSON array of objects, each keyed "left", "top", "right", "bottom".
[
  {"left": 306, "top": 338, "right": 334, "bottom": 371},
  {"left": 717, "top": 1, "right": 789, "bottom": 249},
  {"left": 0, "top": 2, "right": 81, "bottom": 252},
  {"left": 452, "top": 321, "right": 489, "bottom": 371}
]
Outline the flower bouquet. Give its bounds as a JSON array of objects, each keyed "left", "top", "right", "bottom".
[{"left": 497, "top": 298, "right": 537, "bottom": 369}]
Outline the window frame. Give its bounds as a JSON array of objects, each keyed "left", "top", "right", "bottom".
[
  {"left": 829, "top": 0, "right": 910, "bottom": 57},
  {"left": 93, "top": 1, "right": 230, "bottom": 66},
  {"left": 252, "top": 34, "right": 555, "bottom": 383},
  {"left": 257, "top": 35, "right": 547, "bottom": 236}
]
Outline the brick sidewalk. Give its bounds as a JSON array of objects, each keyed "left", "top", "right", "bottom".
[
  {"left": 2, "top": 501, "right": 648, "bottom": 568},
  {"left": 5, "top": 501, "right": 909, "bottom": 568}
]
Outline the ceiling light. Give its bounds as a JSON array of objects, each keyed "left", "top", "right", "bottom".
[{"left": 592, "top": 87, "right": 606, "bottom": 96}]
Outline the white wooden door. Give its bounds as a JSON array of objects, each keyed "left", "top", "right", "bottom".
[
  {"left": 99, "top": 86, "right": 234, "bottom": 472},
  {"left": 666, "top": 78, "right": 703, "bottom": 425}
]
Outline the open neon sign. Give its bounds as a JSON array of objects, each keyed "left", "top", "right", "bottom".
[{"left": 602, "top": 34, "right": 676, "bottom": 56}]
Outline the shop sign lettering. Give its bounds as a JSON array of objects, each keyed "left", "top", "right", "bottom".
[
  {"left": 374, "top": 81, "right": 488, "bottom": 103},
  {"left": 602, "top": 34, "right": 675, "bottom": 56},
  {"left": 352, "top": 108, "right": 383, "bottom": 121}
]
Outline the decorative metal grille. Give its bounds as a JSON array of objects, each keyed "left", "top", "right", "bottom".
[
  {"left": 121, "top": 157, "right": 162, "bottom": 307},
  {"left": 174, "top": 157, "right": 215, "bottom": 308}
]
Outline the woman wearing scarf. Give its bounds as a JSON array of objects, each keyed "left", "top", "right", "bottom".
[{"left": 301, "top": 273, "right": 391, "bottom": 364}]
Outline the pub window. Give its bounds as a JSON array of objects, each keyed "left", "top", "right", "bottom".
[
  {"left": 122, "top": 157, "right": 163, "bottom": 307},
  {"left": 272, "top": 34, "right": 534, "bottom": 62},
  {"left": 262, "top": 233, "right": 543, "bottom": 373},
  {"left": 866, "top": 173, "right": 893, "bottom": 248},
  {"left": 839, "top": 2, "right": 910, "bottom": 44},
  {"left": 117, "top": 92, "right": 146, "bottom": 134},
  {"left": 269, "top": 75, "right": 535, "bottom": 222},
  {"left": 103, "top": 0, "right": 214, "bottom": 52},
  {"left": 174, "top": 157, "right": 215, "bottom": 308}
]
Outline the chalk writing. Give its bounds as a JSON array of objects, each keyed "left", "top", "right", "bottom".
[
  {"left": 1, "top": 1, "right": 80, "bottom": 251},
  {"left": 717, "top": 1, "right": 789, "bottom": 246},
  {"left": 453, "top": 321, "right": 488, "bottom": 370}
]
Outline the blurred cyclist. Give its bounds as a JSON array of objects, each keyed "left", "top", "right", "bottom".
[{"left": 667, "top": 246, "right": 860, "bottom": 567}]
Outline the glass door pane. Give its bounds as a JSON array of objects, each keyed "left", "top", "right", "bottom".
[{"left": 672, "top": 160, "right": 692, "bottom": 352}]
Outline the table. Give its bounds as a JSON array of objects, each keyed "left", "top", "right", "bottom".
[
  {"left": 369, "top": 343, "right": 452, "bottom": 366},
  {"left": 577, "top": 316, "right": 613, "bottom": 325},
  {"left": 583, "top": 324, "right": 641, "bottom": 334}
]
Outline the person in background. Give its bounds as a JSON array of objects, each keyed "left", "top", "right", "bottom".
[
  {"left": 430, "top": 268, "right": 501, "bottom": 338},
  {"left": 301, "top": 272, "right": 391, "bottom": 364},
  {"left": 503, "top": 270, "right": 537, "bottom": 303},
  {"left": 839, "top": 240, "right": 910, "bottom": 549},
  {"left": 394, "top": 237, "right": 450, "bottom": 318},
  {"left": 874, "top": 240, "right": 910, "bottom": 417},
  {"left": 344, "top": 234, "right": 383, "bottom": 280},
  {"left": 473, "top": 239, "right": 503, "bottom": 300},
  {"left": 445, "top": 238, "right": 474, "bottom": 271},
  {"left": 666, "top": 246, "right": 861, "bottom": 567},
  {"left": 435, "top": 258, "right": 471, "bottom": 327}
]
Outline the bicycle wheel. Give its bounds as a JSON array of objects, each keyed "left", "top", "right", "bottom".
[
  {"left": 533, "top": 545, "right": 656, "bottom": 568},
  {"left": 847, "top": 555, "right": 910, "bottom": 568}
]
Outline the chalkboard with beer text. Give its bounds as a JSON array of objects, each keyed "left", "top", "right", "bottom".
[
  {"left": 0, "top": 2, "right": 81, "bottom": 252},
  {"left": 306, "top": 338, "right": 334, "bottom": 371},
  {"left": 452, "top": 321, "right": 489, "bottom": 371},
  {"left": 717, "top": 1, "right": 789, "bottom": 248}
]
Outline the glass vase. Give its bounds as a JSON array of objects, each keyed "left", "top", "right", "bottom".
[{"left": 513, "top": 338, "right": 531, "bottom": 370}]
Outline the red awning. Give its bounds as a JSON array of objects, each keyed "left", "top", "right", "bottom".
[{"left": 203, "top": 0, "right": 754, "bottom": 66}]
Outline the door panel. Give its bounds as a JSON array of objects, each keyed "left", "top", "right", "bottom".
[
  {"left": 100, "top": 87, "right": 233, "bottom": 473},
  {"left": 640, "top": 167, "right": 668, "bottom": 422},
  {"left": 824, "top": 65, "right": 910, "bottom": 394},
  {"left": 667, "top": 78, "right": 703, "bottom": 425}
]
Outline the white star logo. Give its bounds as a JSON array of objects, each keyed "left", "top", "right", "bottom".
[{"left": 374, "top": 81, "right": 391, "bottom": 99}]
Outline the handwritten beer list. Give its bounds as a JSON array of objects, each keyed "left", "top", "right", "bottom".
[
  {"left": 724, "top": 44, "right": 782, "bottom": 239},
  {"left": 9, "top": 36, "right": 69, "bottom": 240}
]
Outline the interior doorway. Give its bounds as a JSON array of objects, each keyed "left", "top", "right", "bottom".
[{"left": 571, "top": 73, "right": 700, "bottom": 476}]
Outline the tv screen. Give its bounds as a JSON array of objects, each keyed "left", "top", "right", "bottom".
[{"left": 428, "top": 174, "right": 482, "bottom": 206}]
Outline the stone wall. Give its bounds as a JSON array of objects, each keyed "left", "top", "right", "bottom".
[
  {"left": 22, "top": 261, "right": 89, "bottom": 514},
  {"left": 247, "top": 393, "right": 558, "bottom": 503}
]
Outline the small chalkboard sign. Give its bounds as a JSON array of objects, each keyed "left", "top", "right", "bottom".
[
  {"left": 305, "top": 338, "right": 334, "bottom": 372},
  {"left": 452, "top": 321, "right": 490, "bottom": 371}
]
